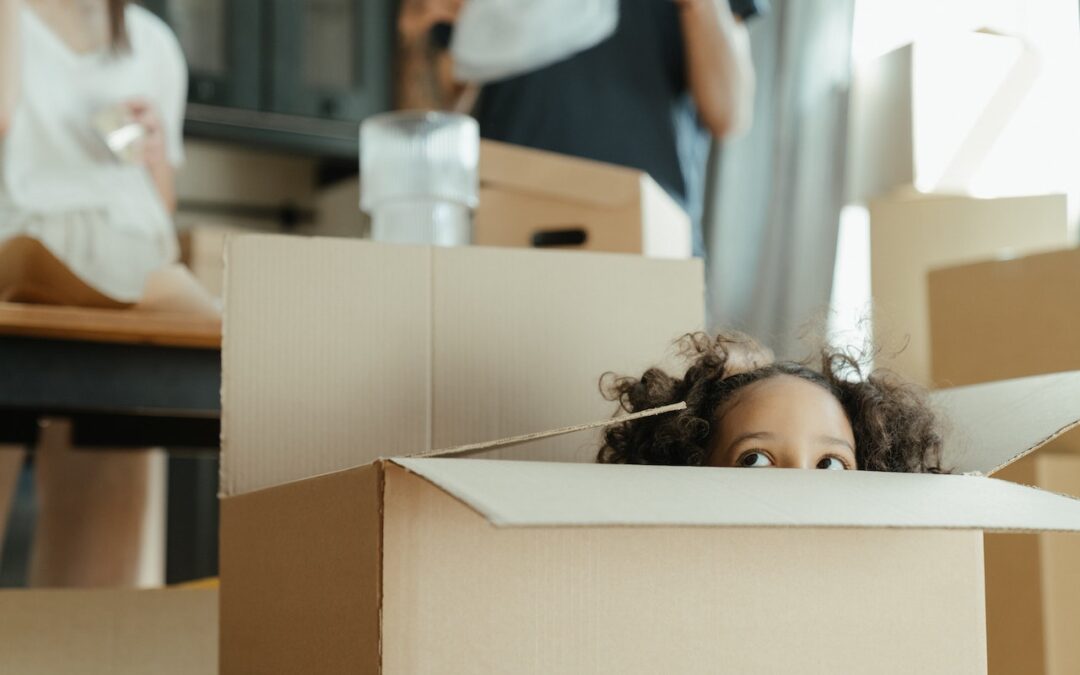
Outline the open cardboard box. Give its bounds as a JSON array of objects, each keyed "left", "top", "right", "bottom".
[
  {"left": 0, "top": 587, "right": 217, "bottom": 675},
  {"left": 221, "top": 235, "right": 704, "bottom": 496},
  {"left": 221, "top": 371, "right": 1080, "bottom": 674},
  {"left": 473, "top": 140, "right": 692, "bottom": 258},
  {"left": 930, "top": 246, "right": 1080, "bottom": 674}
]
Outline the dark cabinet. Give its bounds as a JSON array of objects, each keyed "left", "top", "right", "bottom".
[{"left": 145, "top": 0, "right": 394, "bottom": 157}]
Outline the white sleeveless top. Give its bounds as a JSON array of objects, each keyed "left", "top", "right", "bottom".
[{"left": 0, "top": 5, "right": 186, "bottom": 301}]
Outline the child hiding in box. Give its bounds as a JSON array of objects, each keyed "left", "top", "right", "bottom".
[{"left": 599, "top": 332, "right": 944, "bottom": 473}]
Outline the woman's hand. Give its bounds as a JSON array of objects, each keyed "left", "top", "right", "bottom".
[
  {"left": 675, "top": 0, "right": 755, "bottom": 138},
  {"left": 396, "top": 0, "right": 466, "bottom": 109},
  {"left": 398, "top": 0, "right": 462, "bottom": 46},
  {"left": 123, "top": 97, "right": 176, "bottom": 213},
  {"left": 124, "top": 97, "right": 166, "bottom": 168}
]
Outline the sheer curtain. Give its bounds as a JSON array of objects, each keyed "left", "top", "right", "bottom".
[{"left": 704, "top": 0, "right": 856, "bottom": 358}]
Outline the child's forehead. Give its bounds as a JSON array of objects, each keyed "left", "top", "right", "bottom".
[{"left": 718, "top": 374, "right": 845, "bottom": 422}]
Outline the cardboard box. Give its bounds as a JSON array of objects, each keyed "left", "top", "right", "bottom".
[
  {"left": 0, "top": 234, "right": 221, "bottom": 318},
  {"left": 981, "top": 453, "right": 1080, "bottom": 675},
  {"left": 0, "top": 588, "right": 217, "bottom": 675},
  {"left": 929, "top": 247, "right": 1080, "bottom": 387},
  {"left": 848, "top": 32, "right": 1041, "bottom": 202},
  {"left": 473, "top": 140, "right": 692, "bottom": 258},
  {"left": 0, "top": 235, "right": 128, "bottom": 308},
  {"left": 220, "top": 372, "right": 1080, "bottom": 674},
  {"left": 222, "top": 234, "right": 704, "bottom": 496},
  {"left": 868, "top": 192, "right": 1069, "bottom": 385},
  {"left": 930, "top": 247, "right": 1080, "bottom": 674}
]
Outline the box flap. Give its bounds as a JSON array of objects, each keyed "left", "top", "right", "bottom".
[
  {"left": 931, "top": 371, "right": 1080, "bottom": 475},
  {"left": 220, "top": 465, "right": 380, "bottom": 675},
  {"left": 222, "top": 234, "right": 703, "bottom": 496},
  {"left": 389, "top": 457, "right": 1080, "bottom": 533},
  {"left": 413, "top": 401, "right": 686, "bottom": 458},
  {"left": 381, "top": 463, "right": 988, "bottom": 674},
  {"left": 479, "top": 140, "right": 647, "bottom": 208},
  {"left": 427, "top": 245, "right": 701, "bottom": 458},
  {"left": 222, "top": 235, "right": 434, "bottom": 496}
]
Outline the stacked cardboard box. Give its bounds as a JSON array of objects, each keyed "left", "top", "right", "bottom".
[
  {"left": 474, "top": 140, "right": 692, "bottom": 257},
  {"left": 851, "top": 32, "right": 1070, "bottom": 387},
  {"left": 0, "top": 241, "right": 220, "bottom": 673},
  {"left": 868, "top": 192, "right": 1069, "bottom": 386},
  {"left": 0, "top": 588, "right": 216, "bottom": 675},
  {"left": 219, "top": 235, "right": 1080, "bottom": 674},
  {"left": 849, "top": 32, "right": 1044, "bottom": 202},
  {"left": 853, "top": 24, "right": 1077, "bottom": 675},
  {"left": 186, "top": 140, "right": 693, "bottom": 304},
  {"left": 930, "top": 248, "right": 1080, "bottom": 674}
]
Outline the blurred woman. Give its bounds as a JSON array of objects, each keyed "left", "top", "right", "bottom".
[{"left": 0, "top": 0, "right": 187, "bottom": 586}]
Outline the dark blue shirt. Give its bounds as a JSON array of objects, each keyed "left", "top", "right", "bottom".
[{"left": 473, "top": 0, "right": 710, "bottom": 252}]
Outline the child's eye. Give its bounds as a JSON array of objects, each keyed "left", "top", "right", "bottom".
[
  {"left": 816, "top": 456, "right": 849, "bottom": 470},
  {"left": 737, "top": 451, "right": 773, "bottom": 468}
]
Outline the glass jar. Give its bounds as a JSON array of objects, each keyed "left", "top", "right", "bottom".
[{"left": 359, "top": 111, "right": 479, "bottom": 246}]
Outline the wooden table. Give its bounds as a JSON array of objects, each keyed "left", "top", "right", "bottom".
[
  {"left": 0, "top": 302, "right": 221, "bottom": 449},
  {"left": 0, "top": 302, "right": 220, "bottom": 349},
  {"left": 0, "top": 301, "right": 223, "bottom": 582}
]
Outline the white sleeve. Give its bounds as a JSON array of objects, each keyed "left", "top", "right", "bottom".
[{"left": 151, "top": 18, "right": 188, "bottom": 168}]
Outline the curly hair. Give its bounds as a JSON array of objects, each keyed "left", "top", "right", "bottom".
[{"left": 598, "top": 332, "right": 945, "bottom": 473}]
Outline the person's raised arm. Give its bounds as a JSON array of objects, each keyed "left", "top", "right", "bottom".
[
  {"left": 125, "top": 98, "right": 176, "bottom": 213},
  {"left": 0, "top": 0, "right": 22, "bottom": 136},
  {"left": 676, "top": 0, "right": 755, "bottom": 139},
  {"left": 396, "top": 0, "right": 465, "bottom": 110}
]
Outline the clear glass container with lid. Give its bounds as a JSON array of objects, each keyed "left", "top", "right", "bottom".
[{"left": 359, "top": 111, "right": 479, "bottom": 246}]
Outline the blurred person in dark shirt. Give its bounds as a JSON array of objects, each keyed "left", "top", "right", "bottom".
[{"left": 397, "top": 0, "right": 755, "bottom": 256}]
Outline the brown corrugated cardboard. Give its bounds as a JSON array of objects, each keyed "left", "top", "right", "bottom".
[
  {"left": 379, "top": 463, "right": 986, "bottom": 675},
  {"left": 929, "top": 247, "right": 1080, "bottom": 388},
  {"left": 473, "top": 140, "right": 692, "bottom": 257},
  {"left": 1040, "top": 453, "right": 1080, "bottom": 675},
  {"left": 221, "top": 372, "right": 1080, "bottom": 674},
  {"left": 391, "top": 455, "right": 1080, "bottom": 530},
  {"left": 0, "top": 235, "right": 128, "bottom": 308},
  {"left": 220, "top": 465, "right": 379, "bottom": 675},
  {"left": 222, "top": 234, "right": 704, "bottom": 496},
  {"left": 223, "top": 463, "right": 990, "bottom": 675},
  {"left": 869, "top": 192, "right": 1069, "bottom": 385},
  {"left": 983, "top": 455, "right": 1049, "bottom": 675},
  {"left": 0, "top": 588, "right": 217, "bottom": 675},
  {"left": 0, "top": 233, "right": 220, "bottom": 318},
  {"left": 933, "top": 370, "right": 1080, "bottom": 475},
  {"left": 979, "top": 452, "right": 1080, "bottom": 675},
  {"left": 929, "top": 248, "right": 1080, "bottom": 674},
  {"left": 415, "top": 401, "right": 687, "bottom": 458}
]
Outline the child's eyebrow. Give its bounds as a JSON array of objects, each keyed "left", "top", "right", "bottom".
[
  {"left": 818, "top": 435, "right": 854, "bottom": 451},
  {"left": 725, "top": 431, "right": 777, "bottom": 453}
]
